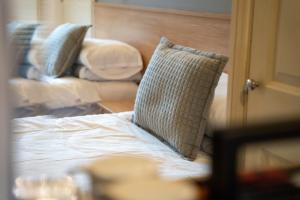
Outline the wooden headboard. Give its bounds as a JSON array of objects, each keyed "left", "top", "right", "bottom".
[{"left": 92, "top": 2, "right": 231, "bottom": 71}]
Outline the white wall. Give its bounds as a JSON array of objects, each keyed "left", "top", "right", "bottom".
[
  {"left": 9, "top": 0, "right": 92, "bottom": 28},
  {"left": 63, "top": 0, "right": 92, "bottom": 25},
  {"left": 10, "top": 0, "right": 38, "bottom": 21},
  {"left": 38, "top": 0, "right": 64, "bottom": 24},
  {"left": 63, "top": 0, "right": 92, "bottom": 36}
]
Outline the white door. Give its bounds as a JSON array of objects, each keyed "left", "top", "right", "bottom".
[
  {"left": 246, "top": 0, "right": 300, "bottom": 123},
  {"left": 239, "top": 0, "right": 300, "bottom": 171}
]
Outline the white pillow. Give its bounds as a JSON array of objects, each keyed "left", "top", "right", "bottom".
[
  {"left": 78, "top": 38, "right": 143, "bottom": 80},
  {"left": 75, "top": 65, "right": 143, "bottom": 82},
  {"left": 27, "top": 39, "right": 44, "bottom": 71}
]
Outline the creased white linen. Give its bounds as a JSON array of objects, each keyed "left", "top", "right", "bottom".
[
  {"left": 13, "top": 112, "right": 210, "bottom": 180},
  {"left": 10, "top": 77, "right": 138, "bottom": 109}
]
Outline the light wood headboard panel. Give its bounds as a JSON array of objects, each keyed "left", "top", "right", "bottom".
[{"left": 93, "top": 2, "right": 231, "bottom": 71}]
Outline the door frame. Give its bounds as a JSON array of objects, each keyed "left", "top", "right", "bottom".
[
  {"left": 0, "top": 0, "right": 13, "bottom": 198},
  {"left": 227, "top": 0, "right": 255, "bottom": 127}
]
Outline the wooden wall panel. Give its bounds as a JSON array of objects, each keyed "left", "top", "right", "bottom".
[{"left": 93, "top": 2, "right": 231, "bottom": 71}]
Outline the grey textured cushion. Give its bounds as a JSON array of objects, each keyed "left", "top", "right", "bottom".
[
  {"left": 8, "top": 22, "right": 38, "bottom": 72},
  {"left": 43, "top": 23, "right": 90, "bottom": 77},
  {"left": 201, "top": 135, "right": 213, "bottom": 155},
  {"left": 133, "top": 37, "right": 228, "bottom": 159}
]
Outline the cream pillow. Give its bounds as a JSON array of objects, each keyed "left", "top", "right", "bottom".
[
  {"left": 77, "top": 39, "right": 143, "bottom": 80},
  {"left": 74, "top": 65, "right": 143, "bottom": 82}
]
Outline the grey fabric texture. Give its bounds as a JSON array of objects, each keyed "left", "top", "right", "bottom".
[
  {"left": 8, "top": 22, "right": 38, "bottom": 73},
  {"left": 133, "top": 37, "right": 228, "bottom": 159},
  {"left": 200, "top": 135, "right": 213, "bottom": 155},
  {"left": 17, "top": 64, "right": 41, "bottom": 80},
  {"left": 43, "top": 23, "right": 90, "bottom": 77}
]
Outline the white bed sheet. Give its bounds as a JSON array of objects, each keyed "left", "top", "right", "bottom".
[
  {"left": 13, "top": 112, "right": 210, "bottom": 180},
  {"left": 10, "top": 77, "right": 138, "bottom": 109}
]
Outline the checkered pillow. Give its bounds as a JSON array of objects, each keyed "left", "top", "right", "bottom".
[
  {"left": 133, "top": 37, "right": 228, "bottom": 159},
  {"left": 8, "top": 22, "right": 38, "bottom": 75},
  {"left": 43, "top": 23, "right": 90, "bottom": 77}
]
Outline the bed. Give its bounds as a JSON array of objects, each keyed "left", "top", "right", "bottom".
[
  {"left": 13, "top": 2, "right": 231, "bottom": 182},
  {"left": 14, "top": 72, "right": 228, "bottom": 180}
]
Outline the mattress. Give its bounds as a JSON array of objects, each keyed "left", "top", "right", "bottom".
[
  {"left": 13, "top": 112, "right": 210, "bottom": 180},
  {"left": 10, "top": 77, "right": 138, "bottom": 109}
]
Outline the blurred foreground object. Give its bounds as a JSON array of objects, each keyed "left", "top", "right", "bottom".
[
  {"left": 211, "top": 119, "right": 300, "bottom": 200},
  {"left": 14, "top": 175, "right": 78, "bottom": 200},
  {"left": 77, "top": 155, "right": 197, "bottom": 200},
  {"left": 105, "top": 179, "right": 197, "bottom": 200}
]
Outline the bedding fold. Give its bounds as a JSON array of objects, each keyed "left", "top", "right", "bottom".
[{"left": 14, "top": 112, "right": 210, "bottom": 179}]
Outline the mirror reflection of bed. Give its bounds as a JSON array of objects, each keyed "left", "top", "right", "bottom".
[{"left": 10, "top": 1, "right": 231, "bottom": 199}]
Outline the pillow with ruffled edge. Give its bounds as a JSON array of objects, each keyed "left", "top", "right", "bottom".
[{"left": 76, "top": 38, "right": 143, "bottom": 80}]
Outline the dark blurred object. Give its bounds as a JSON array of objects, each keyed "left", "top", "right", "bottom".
[
  {"left": 238, "top": 167, "right": 300, "bottom": 200},
  {"left": 210, "top": 120, "right": 300, "bottom": 200}
]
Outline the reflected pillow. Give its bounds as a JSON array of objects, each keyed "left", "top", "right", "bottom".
[
  {"left": 8, "top": 22, "right": 39, "bottom": 73},
  {"left": 133, "top": 37, "right": 228, "bottom": 159},
  {"left": 43, "top": 23, "right": 91, "bottom": 77}
]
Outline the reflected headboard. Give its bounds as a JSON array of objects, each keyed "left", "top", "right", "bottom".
[{"left": 92, "top": 2, "right": 231, "bottom": 71}]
